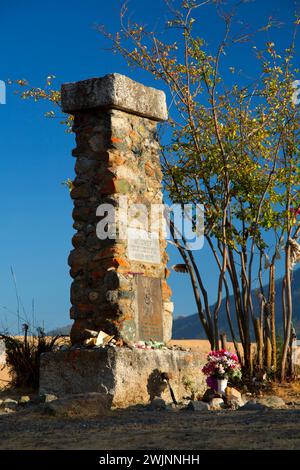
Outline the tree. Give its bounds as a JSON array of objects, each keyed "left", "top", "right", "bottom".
[
  {"left": 99, "top": 0, "right": 300, "bottom": 379},
  {"left": 11, "top": 0, "right": 300, "bottom": 381}
]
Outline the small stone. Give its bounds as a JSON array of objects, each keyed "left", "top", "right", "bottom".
[
  {"left": 18, "top": 396, "right": 31, "bottom": 406},
  {"left": 225, "top": 386, "right": 241, "bottom": 400},
  {"left": 166, "top": 403, "right": 178, "bottom": 411},
  {"left": 256, "top": 396, "right": 287, "bottom": 409},
  {"left": 2, "top": 399, "right": 18, "bottom": 410},
  {"left": 3, "top": 407, "right": 15, "bottom": 414},
  {"left": 225, "top": 387, "right": 244, "bottom": 408},
  {"left": 239, "top": 400, "right": 269, "bottom": 411},
  {"left": 187, "top": 401, "right": 210, "bottom": 412},
  {"left": 88, "top": 135, "right": 106, "bottom": 153},
  {"left": 229, "top": 399, "right": 244, "bottom": 410},
  {"left": 209, "top": 398, "right": 225, "bottom": 410},
  {"left": 88, "top": 291, "right": 99, "bottom": 302},
  {"left": 240, "top": 396, "right": 286, "bottom": 410},
  {"left": 71, "top": 183, "right": 91, "bottom": 199},
  {"left": 202, "top": 388, "right": 222, "bottom": 403},
  {"left": 37, "top": 393, "right": 58, "bottom": 404},
  {"left": 150, "top": 397, "right": 166, "bottom": 411}
]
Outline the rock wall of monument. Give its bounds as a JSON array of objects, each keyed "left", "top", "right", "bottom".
[{"left": 69, "top": 108, "right": 173, "bottom": 344}]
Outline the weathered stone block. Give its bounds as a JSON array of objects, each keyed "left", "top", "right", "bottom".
[
  {"left": 39, "top": 347, "right": 206, "bottom": 408},
  {"left": 61, "top": 74, "right": 168, "bottom": 121}
]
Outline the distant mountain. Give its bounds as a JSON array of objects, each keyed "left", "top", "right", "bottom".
[
  {"left": 48, "top": 324, "right": 72, "bottom": 336},
  {"left": 172, "top": 268, "right": 300, "bottom": 340}
]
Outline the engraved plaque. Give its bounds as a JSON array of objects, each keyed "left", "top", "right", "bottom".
[
  {"left": 127, "top": 228, "right": 161, "bottom": 264},
  {"left": 136, "top": 276, "right": 163, "bottom": 341}
]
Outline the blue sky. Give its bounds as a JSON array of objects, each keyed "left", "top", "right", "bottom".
[{"left": 0, "top": 0, "right": 299, "bottom": 333}]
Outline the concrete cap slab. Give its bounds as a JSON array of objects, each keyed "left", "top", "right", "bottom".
[{"left": 61, "top": 73, "right": 168, "bottom": 121}]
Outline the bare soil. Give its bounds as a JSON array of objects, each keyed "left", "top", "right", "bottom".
[
  {"left": 1, "top": 340, "right": 300, "bottom": 450},
  {"left": 0, "top": 405, "right": 300, "bottom": 450}
]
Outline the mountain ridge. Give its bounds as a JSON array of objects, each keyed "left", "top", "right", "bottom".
[{"left": 172, "top": 268, "right": 300, "bottom": 339}]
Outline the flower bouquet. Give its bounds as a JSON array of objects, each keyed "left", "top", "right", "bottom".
[{"left": 202, "top": 349, "right": 242, "bottom": 395}]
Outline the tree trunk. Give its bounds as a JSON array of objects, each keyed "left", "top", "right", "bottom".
[
  {"left": 254, "top": 318, "right": 263, "bottom": 370},
  {"left": 269, "top": 263, "right": 277, "bottom": 371},
  {"left": 220, "top": 333, "right": 227, "bottom": 350},
  {"left": 281, "top": 242, "right": 293, "bottom": 381},
  {"left": 264, "top": 303, "right": 272, "bottom": 370}
]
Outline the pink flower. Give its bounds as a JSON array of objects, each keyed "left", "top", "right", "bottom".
[{"left": 202, "top": 349, "right": 241, "bottom": 379}]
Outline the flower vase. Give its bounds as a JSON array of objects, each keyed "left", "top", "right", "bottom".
[{"left": 217, "top": 378, "right": 228, "bottom": 395}]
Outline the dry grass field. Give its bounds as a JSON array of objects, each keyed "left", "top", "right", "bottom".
[
  {"left": 169, "top": 339, "right": 237, "bottom": 354},
  {"left": 0, "top": 367, "right": 10, "bottom": 390}
]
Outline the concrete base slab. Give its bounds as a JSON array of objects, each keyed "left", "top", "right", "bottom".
[{"left": 39, "top": 346, "right": 206, "bottom": 408}]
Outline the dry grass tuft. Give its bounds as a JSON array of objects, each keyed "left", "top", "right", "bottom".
[{"left": 0, "top": 327, "right": 61, "bottom": 390}]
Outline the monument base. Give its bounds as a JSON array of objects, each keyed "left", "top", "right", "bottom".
[{"left": 39, "top": 346, "right": 206, "bottom": 407}]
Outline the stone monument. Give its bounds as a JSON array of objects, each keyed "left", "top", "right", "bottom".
[
  {"left": 63, "top": 74, "right": 173, "bottom": 345},
  {"left": 39, "top": 74, "right": 206, "bottom": 406}
]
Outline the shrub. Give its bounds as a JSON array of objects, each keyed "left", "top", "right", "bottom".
[{"left": 0, "top": 326, "right": 61, "bottom": 390}]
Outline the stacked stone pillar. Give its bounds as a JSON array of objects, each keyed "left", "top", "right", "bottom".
[{"left": 61, "top": 74, "right": 173, "bottom": 345}]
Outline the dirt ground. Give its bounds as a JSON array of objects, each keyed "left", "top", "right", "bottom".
[
  {"left": 0, "top": 406, "right": 300, "bottom": 450},
  {"left": 1, "top": 339, "right": 300, "bottom": 450}
]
